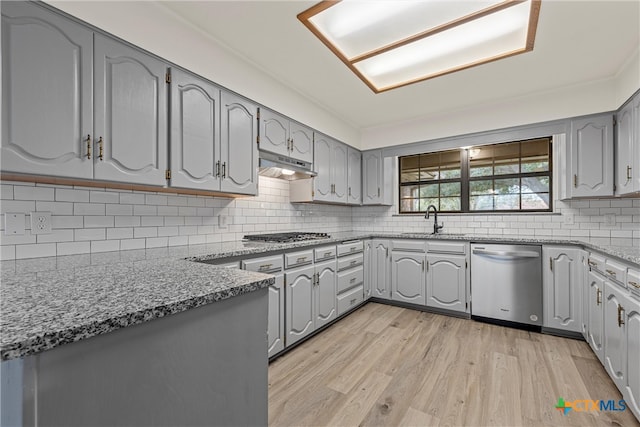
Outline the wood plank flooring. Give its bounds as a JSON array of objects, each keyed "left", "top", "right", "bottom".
[{"left": 268, "top": 303, "right": 640, "bottom": 427}]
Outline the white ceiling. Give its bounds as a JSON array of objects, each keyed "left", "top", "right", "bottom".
[{"left": 158, "top": 0, "right": 639, "bottom": 131}]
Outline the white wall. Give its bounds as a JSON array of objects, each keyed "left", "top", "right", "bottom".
[{"left": 44, "top": 1, "right": 360, "bottom": 148}]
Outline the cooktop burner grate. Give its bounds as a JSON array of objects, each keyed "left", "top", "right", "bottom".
[{"left": 243, "top": 232, "right": 330, "bottom": 243}]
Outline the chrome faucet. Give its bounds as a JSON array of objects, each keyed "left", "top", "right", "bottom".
[{"left": 425, "top": 205, "right": 444, "bottom": 234}]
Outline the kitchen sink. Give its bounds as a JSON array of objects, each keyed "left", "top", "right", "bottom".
[{"left": 400, "top": 232, "right": 466, "bottom": 237}]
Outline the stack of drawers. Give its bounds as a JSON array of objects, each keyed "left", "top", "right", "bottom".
[{"left": 336, "top": 240, "right": 364, "bottom": 316}]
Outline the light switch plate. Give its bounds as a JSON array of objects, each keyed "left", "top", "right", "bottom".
[
  {"left": 5, "top": 213, "right": 25, "bottom": 235},
  {"left": 30, "top": 211, "right": 52, "bottom": 234}
]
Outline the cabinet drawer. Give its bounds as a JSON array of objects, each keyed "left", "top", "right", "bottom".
[
  {"left": 627, "top": 268, "right": 640, "bottom": 296},
  {"left": 337, "top": 285, "right": 364, "bottom": 316},
  {"left": 314, "top": 245, "right": 336, "bottom": 262},
  {"left": 284, "top": 250, "right": 314, "bottom": 269},
  {"left": 604, "top": 258, "right": 627, "bottom": 286},
  {"left": 588, "top": 253, "right": 606, "bottom": 273},
  {"left": 391, "top": 240, "right": 425, "bottom": 252},
  {"left": 242, "top": 255, "right": 283, "bottom": 273},
  {"left": 337, "top": 253, "right": 364, "bottom": 271},
  {"left": 337, "top": 266, "right": 364, "bottom": 294},
  {"left": 337, "top": 241, "right": 363, "bottom": 257},
  {"left": 427, "top": 241, "right": 467, "bottom": 254}
]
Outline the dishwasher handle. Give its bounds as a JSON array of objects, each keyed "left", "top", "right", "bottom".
[{"left": 472, "top": 248, "right": 540, "bottom": 258}]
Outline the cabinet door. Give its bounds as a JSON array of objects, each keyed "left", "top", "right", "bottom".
[
  {"left": 604, "top": 282, "right": 627, "bottom": 392},
  {"left": 1, "top": 1, "right": 93, "bottom": 178},
  {"left": 362, "top": 150, "right": 383, "bottom": 204},
  {"left": 315, "top": 261, "right": 336, "bottom": 329},
  {"left": 543, "top": 247, "right": 582, "bottom": 332},
  {"left": 313, "top": 134, "right": 333, "bottom": 202},
  {"left": 587, "top": 271, "right": 605, "bottom": 364},
  {"left": 625, "top": 294, "right": 640, "bottom": 421},
  {"left": 347, "top": 147, "right": 362, "bottom": 205},
  {"left": 372, "top": 240, "right": 390, "bottom": 299},
  {"left": 569, "top": 114, "right": 614, "bottom": 197},
  {"left": 616, "top": 101, "right": 635, "bottom": 195},
  {"left": 332, "top": 142, "right": 348, "bottom": 203},
  {"left": 259, "top": 109, "right": 289, "bottom": 157},
  {"left": 391, "top": 251, "right": 425, "bottom": 305},
  {"left": 94, "top": 35, "right": 168, "bottom": 186},
  {"left": 268, "top": 273, "right": 285, "bottom": 357},
  {"left": 363, "top": 241, "right": 371, "bottom": 298},
  {"left": 220, "top": 92, "right": 258, "bottom": 195},
  {"left": 169, "top": 68, "right": 220, "bottom": 191},
  {"left": 426, "top": 254, "right": 466, "bottom": 312},
  {"left": 289, "top": 122, "right": 313, "bottom": 163},
  {"left": 632, "top": 94, "right": 640, "bottom": 193},
  {"left": 285, "top": 265, "right": 315, "bottom": 347},
  {"left": 581, "top": 250, "right": 590, "bottom": 340}
]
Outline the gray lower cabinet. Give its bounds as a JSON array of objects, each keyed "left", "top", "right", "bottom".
[
  {"left": 94, "top": 34, "right": 168, "bottom": 186},
  {"left": 391, "top": 245, "right": 425, "bottom": 305},
  {"left": 314, "top": 259, "right": 337, "bottom": 328},
  {"left": 604, "top": 281, "right": 628, "bottom": 393},
  {"left": 1, "top": 1, "right": 93, "bottom": 179},
  {"left": 426, "top": 253, "right": 467, "bottom": 313},
  {"left": 587, "top": 270, "right": 606, "bottom": 364},
  {"left": 242, "top": 255, "right": 285, "bottom": 357},
  {"left": 626, "top": 292, "right": 640, "bottom": 421},
  {"left": 336, "top": 241, "right": 364, "bottom": 315},
  {"left": 543, "top": 246, "right": 582, "bottom": 332},
  {"left": 371, "top": 239, "right": 391, "bottom": 299},
  {"left": 285, "top": 264, "right": 315, "bottom": 347}
]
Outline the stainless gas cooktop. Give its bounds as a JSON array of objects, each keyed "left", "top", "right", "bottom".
[{"left": 243, "top": 232, "right": 330, "bottom": 243}]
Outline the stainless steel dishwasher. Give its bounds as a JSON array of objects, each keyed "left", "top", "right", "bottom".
[{"left": 470, "top": 243, "right": 542, "bottom": 328}]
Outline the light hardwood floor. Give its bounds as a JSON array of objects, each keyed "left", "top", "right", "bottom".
[{"left": 268, "top": 303, "right": 640, "bottom": 427}]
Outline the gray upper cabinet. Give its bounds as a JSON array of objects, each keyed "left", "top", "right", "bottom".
[
  {"left": 362, "top": 150, "right": 393, "bottom": 205},
  {"left": 347, "top": 147, "right": 362, "bottom": 205},
  {"left": 543, "top": 246, "right": 582, "bottom": 333},
  {"left": 568, "top": 114, "right": 614, "bottom": 197},
  {"left": 93, "top": 34, "right": 168, "bottom": 186},
  {"left": 332, "top": 142, "right": 348, "bottom": 203},
  {"left": 616, "top": 92, "right": 640, "bottom": 195},
  {"left": 170, "top": 68, "right": 221, "bottom": 191},
  {"left": 1, "top": 1, "right": 93, "bottom": 179},
  {"left": 309, "top": 133, "right": 348, "bottom": 204},
  {"left": 220, "top": 92, "right": 258, "bottom": 195},
  {"left": 259, "top": 109, "right": 313, "bottom": 163}
]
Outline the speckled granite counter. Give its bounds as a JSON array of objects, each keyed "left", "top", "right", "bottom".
[
  {"left": 0, "top": 248, "right": 274, "bottom": 361},
  {"left": 2, "top": 233, "right": 637, "bottom": 362}
]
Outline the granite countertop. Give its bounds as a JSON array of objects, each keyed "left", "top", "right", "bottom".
[
  {"left": 0, "top": 248, "right": 274, "bottom": 361},
  {"left": 1, "top": 232, "right": 637, "bottom": 362}
]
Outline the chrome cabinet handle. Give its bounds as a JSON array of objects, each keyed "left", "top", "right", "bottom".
[
  {"left": 629, "top": 281, "right": 640, "bottom": 289},
  {"left": 597, "top": 288, "right": 602, "bottom": 306},
  {"left": 550, "top": 257, "right": 553, "bottom": 271},
  {"left": 222, "top": 162, "right": 226, "bottom": 178},
  {"left": 259, "top": 264, "right": 272, "bottom": 271},
  {"left": 606, "top": 269, "right": 616, "bottom": 278},
  {"left": 574, "top": 174, "right": 578, "bottom": 187},
  {"left": 216, "top": 161, "right": 220, "bottom": 177},
  {"left": 297, "top": 257, "right": 307, "bottom": 263},
  {"left": 350, "top": 277, "right": 356, "bottom": 283},
  {"left": 627, "top": 165, "right": 632, "bottom": 180},
  {"left": 86, "top": 134, "right": 91, "bottom": 159}
]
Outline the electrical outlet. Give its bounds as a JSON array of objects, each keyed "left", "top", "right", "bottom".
[
  {"left": 563, "top": 212, "right": 575, "bottom": 225},
  {"left": 5, "top": 213, "right": 25, "bottom": 235},
  {"left": 30, "top": 212, "right": 52, "bottom": 234}
]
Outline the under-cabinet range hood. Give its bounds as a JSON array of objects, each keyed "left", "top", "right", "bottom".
[{"left": 258, "top": 150, "right": 317, "bottom": 181}]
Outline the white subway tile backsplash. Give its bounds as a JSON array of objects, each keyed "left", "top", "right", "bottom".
[
  {"left": 74, "top": 203, "right": 105, "bottom": 216},
  {"left": 146, "top": 237, "right": 168, "bottom": 248},
  {"left": 1, "top": 185, "right": 14, "bottom": 199},
  {"left": 1, "top": 200, "right": 36, "bottom": 214},
  {"left": 57, "top": 241, "right": 90, "bottom": 256},
  {"left": 35, "top": 201, "right": 73, "bottom": 215},
  {"left": 145, "top": 194, "right": 167, "bottom": 206},
  {"left": 84, "top": 216, "right": 115, "bottom": 228},
  {"left": 107, "top": 228, "right": 134, "bottom": 240},
  {"left": 141, "top": 216, "right": 164, "bottom": 227},
  {"left": 90, "top": 191, "right": 120, "bottom": 204},
  {"left": 120, "top": 193, "right": 145, "bottom": 205},
  {"left": 14, "top": 186, "right": 54, "bottom": 201},
  {"left": 157, "top": 206, "right": 178, "bottom": 216},
  {"left": 51, "top": 216, "right": 84, "bottom": 229},
  {"left": 134, "top": 228, "right": 158, "bottom": 238},
  {"left": 120, "top": 239, "right": 146, "bottom": 251},
  {"left": 115, "top": 216, "right": 141, "bottom": 227},
  {"left": 133, "top": 205, "right": 157, "bottom": 216},
  {"left": 91, "top": 240, "right": 120, "bottom": 253},
  {"left": 1, "top": 245, "right": 16, "bottom": 260},
  {"left": 106, "top": 204, "right": 134, "bottom": 216},
  {"left": 168, "top": 235, "right": 189, "bottom": 246},
  {"left": 75, "top": 228, "right": 106, "bottom": 241},
  {"left": 36, "top": 229, "right": 74, "bottom": 243},
  {"left": 56, "top": 188, "right": 89, "bottom": 202},
  {"left": 16, "top": 243, "right": 56, "bottom": 259},
  {"left": 158, "top": 226, "right": 179, "bottom": 237}
]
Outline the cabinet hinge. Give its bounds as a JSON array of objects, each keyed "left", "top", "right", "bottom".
[
  {"left": 256, "top": 135, "right": 260, "bottom": 145},
  {"left": 257, "top": 108, "right": 260, "bottom": 120},
  {"left": 165, "top": 72, "right": 171, "bottom": 84},
  {"left": 465, "top": 260, "right": 468, "bottom": 269},
  {"left": 165, "top": 169, "right": 171, "bottom": 180},
  {"left": 613, "top": 184, "right": 616, "bottom": 192},
  {"left": 466, "top": 302, "right": 468, "bottom": 310}
]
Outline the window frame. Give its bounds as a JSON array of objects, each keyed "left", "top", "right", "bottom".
[{"left": 398, "top": 137, "right": 553, "bottom": 214}]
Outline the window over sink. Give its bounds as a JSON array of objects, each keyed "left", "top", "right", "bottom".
[{"left": 399, "top": 137, "right": 552, "bottom": 214}]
